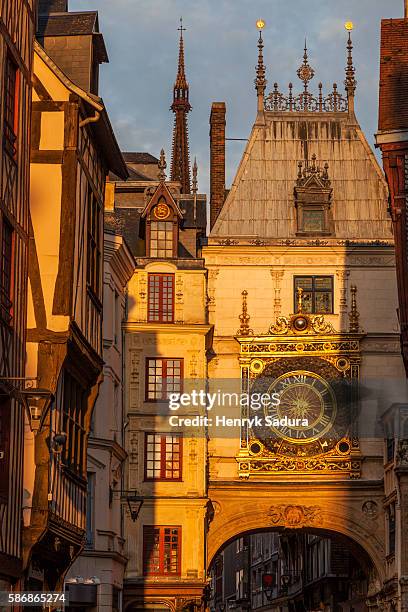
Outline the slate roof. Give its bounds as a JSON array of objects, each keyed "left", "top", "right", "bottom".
[
  {"left": 37, "top": 12, "right": 98, "bottom": 37},
  {"left": 212, "top": 112, "right": 391, "bottom": 240},
  {"left": 122, "top": 152, "right": 159, "bottom": 164}
]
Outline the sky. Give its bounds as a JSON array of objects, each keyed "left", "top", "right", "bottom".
[{"left": 70, "top": 0, "right": 403, "bottom": 195}]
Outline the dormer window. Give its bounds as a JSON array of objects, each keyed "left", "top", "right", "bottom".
[
  {"left": 294, "top": 155, "right": 333, "bottom": 236},
  {"left": 144, "top": 185, "right": 181, "bottom": 258}
]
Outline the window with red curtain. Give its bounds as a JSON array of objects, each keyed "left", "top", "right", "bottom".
[
  {"left": 145, "top": 358, "right": 183, "bottom": 401},
  {"left": 147, "top": 273, "right": 174, "bottom": 323},
  {"left": 0, "top": 216, "right": 13, "bottom": 325},
  {"left": 144, "top": 433, "right": 182, "bottom": 480},
  {"left": 3, "top": 53, "right": 18, "bottom": 158},
  {"left": 143, "top": 526, "right": 181, "bottom": 575}
]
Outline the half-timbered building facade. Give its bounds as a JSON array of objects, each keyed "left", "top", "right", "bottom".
[
  {"left": 23, "top": 34, "right": 127, "bottom": 589},
  {"left": 0, "top": 0, "right": 36, "bottom": 590}
]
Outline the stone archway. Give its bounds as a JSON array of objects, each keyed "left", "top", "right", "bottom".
[{"left": 207, "top": 483, "right": 387, "bottom": 603}]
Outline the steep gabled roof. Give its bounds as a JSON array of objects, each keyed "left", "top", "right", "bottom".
[{"left": 211, "top": 113, "right": 390, "bottom": 240}]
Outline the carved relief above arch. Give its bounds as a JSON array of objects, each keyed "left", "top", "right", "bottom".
[{"left": 206, "top": 491, "right": 386, "bottom": 585}]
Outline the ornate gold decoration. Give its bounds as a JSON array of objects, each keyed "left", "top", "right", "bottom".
[
  {"left": 154, "top": 202, "right": 170, "bottom": 219},
  {"left": 250, "top": 359, "right": 264, "bottom": 374},
  {"left": 236, "top": 300, "right": 365, "bottom": 480},
  {"left": 345, "top": 21, "right": 354, "bottom": 31},
  {"left": 348, "top": 285, "right": 360, "bottom": 333},
  {"left": 297, "top": 41, "right": 315, "bottom": 87},
  {"left": 269, "top": 504, "right": 323, "bottom": 528},
  {"left": 256, "top": 19, "right": 265, "bottom": 30},
  {"left": 268, "top": 310, "right": 336, "bottom": 336},
  {"left": 237, "top": 290, "right": 254, "bottom": 336}
]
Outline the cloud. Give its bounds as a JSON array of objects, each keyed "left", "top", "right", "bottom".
[{"left": 70, "top": 0, "right": 402, "bottom": 194}]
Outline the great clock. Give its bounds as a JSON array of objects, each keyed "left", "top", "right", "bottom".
[
  {"left": 265, "top": 370, "right": 337, "bottom": 443},
  {"left": 250, "top": 357, "right": 353, "bottom": 458}
]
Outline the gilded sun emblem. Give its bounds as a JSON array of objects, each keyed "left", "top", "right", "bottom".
[{"left": 154, "top": 203, "right": 170, "bottom": 220}]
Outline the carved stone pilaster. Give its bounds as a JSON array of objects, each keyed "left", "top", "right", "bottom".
[
  {"left": 129, "top": 348, "right": 142, "bottom": 409},
  {"left": 336, "top": 268, "right": 350, "bottom": 314},
  {"left": 138, "top": 272, "right": 148, "bottom": 321},
  {"left": 174, "top": 273, "right": 184, "bottom": 323},
  {"left": 207, "top": 269, "right": 219, "bottom": 319},
  {"left": 270, "top": 269, "right": 284, "bottom": 319}
]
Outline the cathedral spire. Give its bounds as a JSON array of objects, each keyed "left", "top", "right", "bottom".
[{"left": 170, "top": 17, "right": 191, "bottom": 194}]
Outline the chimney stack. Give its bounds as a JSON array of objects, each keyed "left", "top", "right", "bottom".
[
  {"left": 38, "top": 0, "right": 68, "bottom": 14},
  {"left": 209, "top": 102, "right": 226, "bottom": 229}
]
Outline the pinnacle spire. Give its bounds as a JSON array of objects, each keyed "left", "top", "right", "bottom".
[
  {"left": 192, "top": 157, "right": 198, "bottom": 194},
  {"left": 170, "top": 17, "right": 191, "bottom": 194},
  {"left": 158, "top": 148, "right": 167, "bottom": 182},
  {"left": 255, "top": 25, "right": 267, "bottom": 112},
  {"left": 344, "top": 23, "right": 357, "bottom": 115}
]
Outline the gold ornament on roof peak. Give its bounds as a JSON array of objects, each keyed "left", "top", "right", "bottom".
[
  {"left": 256, "top": 19, "right": 265, "bottom": 30},
  {"left": 237, "top": 290, "right": 254, "bottom": 336},
  {"left": 345, "top": 21, "right": 354, "bottom": 31}
]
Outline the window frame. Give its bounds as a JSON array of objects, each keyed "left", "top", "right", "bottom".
[
  {"left": 61, "top": 369, "right": 88, "bottom": 477},
  {"left": 388, "top": 503, "right": 396, "bottom": 556},
  {"left": 145, "top": 358, "right": 183, "bottom": 402},
  {"left": 3, "top": 51, "right": 19, "bottom": 160},
  {"left": 147, "top": 273, "right": 175, "bottom": 323},
  {"left": 144, "top": 432, "right": 183, "bottom": 481},
  {"left": 86, "top": 187, "right": 102, "bottom": 303},
  {"left": 293, "top": 275, "right": 334, "bottom": 314},
  {"left": 85, "top": 471, "right": 95, "bottom": 549},
  {"left": 0, "top": 215, "right": 14, "bottom": 326},
  {"left": 149, "top": 220, "right": 175, "bottom": 258},
  {"left": 143, "top": 525, "right": 181, "bottom": 576}
]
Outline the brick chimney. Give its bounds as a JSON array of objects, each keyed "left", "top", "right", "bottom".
[
  {"left": 405, "top": 0, "right": 408, "bottom": 18},
  {"left": 38, "top": 0, "right": 68, "bottom": 14},
  {"left": 209, "top": 102, "right": 226, "bottom": 229}
]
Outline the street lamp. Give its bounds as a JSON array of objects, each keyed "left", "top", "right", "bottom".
[
  {"left": 19, "top": 387, "right": 54, "bottom": 431},
  {"left": 280, "top": 573, "right": 291, "bottom": 595},
  {"left": 262, "top": 573, "right": 274, "bottom": 600},
  {"left": 0, "top": 377, "right": 54, "bottom": 432},
  {"left": 126, "top": 494, "right": 144, "bottom": 522}
]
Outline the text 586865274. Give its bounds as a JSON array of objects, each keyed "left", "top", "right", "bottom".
[{"left": 0, "top": 592, "right": 67, "bottom": 607}]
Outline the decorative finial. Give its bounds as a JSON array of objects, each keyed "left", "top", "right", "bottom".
[
  {"left": 297, "top": 39, "right": 315, "bottom": 93},
  {"left": 296, "top": 155, "right": 331, "bottom": 187},
  {"left": 349, "top": 285, "right": 360, "bottom": 333},
  {"left": 158, "top": 148, "right": 167, "bottom": 182},
  {"left": 255, "top": 20, "right": 267, "bottom": 113},
  {"left": 237, "top": 290, "right": 254, "bottom": 336},
  {"left": 192, "top": 157, "right": 198, "bottom": 194},
  {"left": 344, "top": 22, "right": 357, "bottom": 114},
  {"left": 296, "top": 287, "right": 304, "bottom": 313}
]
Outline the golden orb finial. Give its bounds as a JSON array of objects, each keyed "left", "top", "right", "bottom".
[
  {"left": 256, "top": 19, "right": 265, "bottom": 30},
  {"left": 345, "top": 21, "right": 354, "bottom": 31}
]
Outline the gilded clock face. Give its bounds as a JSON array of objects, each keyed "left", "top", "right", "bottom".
[{"left": 265, "top": 370, "right": 337, "bottom": 444}]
